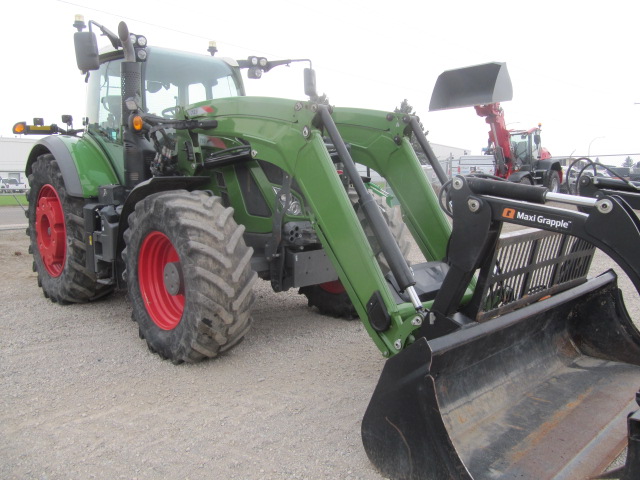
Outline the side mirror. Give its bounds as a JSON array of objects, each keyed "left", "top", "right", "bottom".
[
  {"left": 304, "top": 68, "right": 317, "bottom": 99},
  {"left": 534, "top": 134, "right": 541, "bottom": 146},
  {"left": 74, "top": 31, "right": 100, "bottom": 72}
]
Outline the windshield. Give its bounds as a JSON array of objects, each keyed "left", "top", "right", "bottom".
[
  {"left": 143, "top": 47, "right": 243, "bottom": 117},
  {"left": 86, "top": 47, "right": 243, "bottom": 140},
  {"left": 510, "top": 131, "right": 529, "bottom": 163}
]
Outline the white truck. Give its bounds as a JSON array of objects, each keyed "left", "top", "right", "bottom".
[
  {"left": 449, "top": 155, "right": 495, "bottom": 177},
  {"left": 0, "top": 177, "right": 28, "bottom": 193}
]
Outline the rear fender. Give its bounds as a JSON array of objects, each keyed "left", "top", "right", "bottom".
[{"left": 25, "top": 135, "right": 119, "bottom": 198}]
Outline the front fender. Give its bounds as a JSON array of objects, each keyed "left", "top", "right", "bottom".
[
  {"left": 507, "top": 171, "right": 534, "bottom": 184},
  {"left": 25, "top": 135, "right": 119, "bottom": 198},
  {"left": 536, "top": 159, "right": 563, "bottom": 183}
]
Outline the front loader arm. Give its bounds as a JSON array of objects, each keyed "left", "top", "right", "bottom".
[
  {"left": 180, "top": 98, "right": 457, "bottom": 356},
  {"left": 474, "top": 103, "right": 510, "bottom": 175},
  {"left": 327, "top": 108, "right": 452, "bottom": 262}
]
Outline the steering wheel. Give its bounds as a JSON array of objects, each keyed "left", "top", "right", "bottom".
[{"left": 162, "top": 106, "right": 178, "bottom": 119}]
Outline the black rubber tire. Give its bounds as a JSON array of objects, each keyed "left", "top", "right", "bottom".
[
  {"left": 27, "top": 154, "right": 113, "bottom": 304},
  {"left": 546, "top": 170, "right": 560, "bottom": 193},
  {"left": 299, "top": 193, "right": 411, "bottom": 319},
  {"left": 123, "top": 190, "right": 257, "bottom": 363},
  {"left": 519, "top": 176, "right": 533, "bottom": 185},
  {"left": 299, "top": 280, "right": 358, "bottom": 319}
]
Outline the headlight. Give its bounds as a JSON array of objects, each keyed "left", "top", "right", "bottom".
[
  {"left": 273, "top": 187, "right": 303, "bottom": 216},
  {"left": 287, "top": 199, "right": 302, "bottom": 216}
]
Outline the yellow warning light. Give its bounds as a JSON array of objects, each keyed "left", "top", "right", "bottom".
[
  {"left": 132, "top": 115, "right": 144, "bottom": 132},
  {"left": 12, "top": 122, "right": 26, "bottom": 134}
]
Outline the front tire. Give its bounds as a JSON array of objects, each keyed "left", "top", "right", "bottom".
[
  {"left": 518, "top": 176, "right": 533, "bottom": 185},
  {"left": 123, "top": 190, "right": 257, "bottom": 363},
  {"left": 27, "top": 154, "right": 113, "bottom": 304},
  {"left": 546, "top": 170, "right": 560, "bottom": 193}
]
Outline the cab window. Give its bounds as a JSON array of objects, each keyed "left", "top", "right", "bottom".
[{"left": 86, "top": 58, "right": 123, "bottom": 142}]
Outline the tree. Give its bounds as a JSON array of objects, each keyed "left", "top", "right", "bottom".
[
  {"left": 394, "top": 99, "right": 428, "bottom": 164},
  {"left": 623, "top": 156, "right": 634, "bottom": 168}
]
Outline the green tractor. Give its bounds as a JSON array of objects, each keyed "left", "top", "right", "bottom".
[{"left": 14, "top": 17, "right": 640, "bottom": 479}]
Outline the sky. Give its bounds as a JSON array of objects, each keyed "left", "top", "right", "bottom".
[{"left": 2, "top": 0, "right": 639, "bottom": 165}]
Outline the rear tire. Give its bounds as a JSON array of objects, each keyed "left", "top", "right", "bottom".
[
  {"left": 27, "top": 154, "right": 113, "bottom": 304},
  {"left": 299, "top": 193, "right": 411, "bottom": 319},
  {"left": 123, "top": 190, "right": 257, "bottom": 363},
  {"left": 299, "top": 280, "right": 357, "bottom": 319}
]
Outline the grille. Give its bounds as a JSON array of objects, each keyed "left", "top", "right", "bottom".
[{"left": 477, "top": 228, "right": 595, "bottom": 321}]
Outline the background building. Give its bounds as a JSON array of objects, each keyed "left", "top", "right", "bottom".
[{"left": 0, "top": 137, "right": 36, "bottom": 185}]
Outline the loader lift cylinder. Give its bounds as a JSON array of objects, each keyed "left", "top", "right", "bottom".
[{"left": 316, "top": 106, "right": 422, "bottom": 310}]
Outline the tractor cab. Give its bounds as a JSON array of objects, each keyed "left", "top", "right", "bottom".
[
  {"left": 78, "top": 38, "right": 246, "bottom": 187},
  {"left": 85, "top": 47, "right": 245, "bottom": 144},
  {"left": 508, "top": 125, "right": 552, "bottom": 171}
]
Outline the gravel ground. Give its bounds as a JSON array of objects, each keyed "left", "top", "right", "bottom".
[
  {"left": 1, "top": 214, "right": 638, "bottom": 479},
  {"left": 0, "top": 228, "right": 387, "bottom": 480}
]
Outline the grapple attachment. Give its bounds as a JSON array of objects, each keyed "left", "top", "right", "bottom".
[
  {"left": 429, "top": 62, "right": 513, "bottom": 111},
  {"left": 362, "top": 177, "right": 640, "bottom": 479}
]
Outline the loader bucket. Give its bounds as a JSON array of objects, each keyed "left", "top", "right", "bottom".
[
  {"left": 429, "top": 62, "right": 513, "bottom": 111},
  {"left": 362, "top": 271, "right": 640, "bottom": 479}
]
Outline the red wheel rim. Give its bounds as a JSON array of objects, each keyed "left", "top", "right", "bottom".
[
  {"left": 319, "top": 280, "right": 346, "bottom": 294},
  {"left": 36, "top": 184, "right": 67, "bottom": 277},
  {"left": 138, "top": 231, "right": 185, "bottom": 330}
]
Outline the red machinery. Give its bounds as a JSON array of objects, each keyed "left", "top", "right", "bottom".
[{"left": 475, "top": 102, "right": 561, "bottom": 190}]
